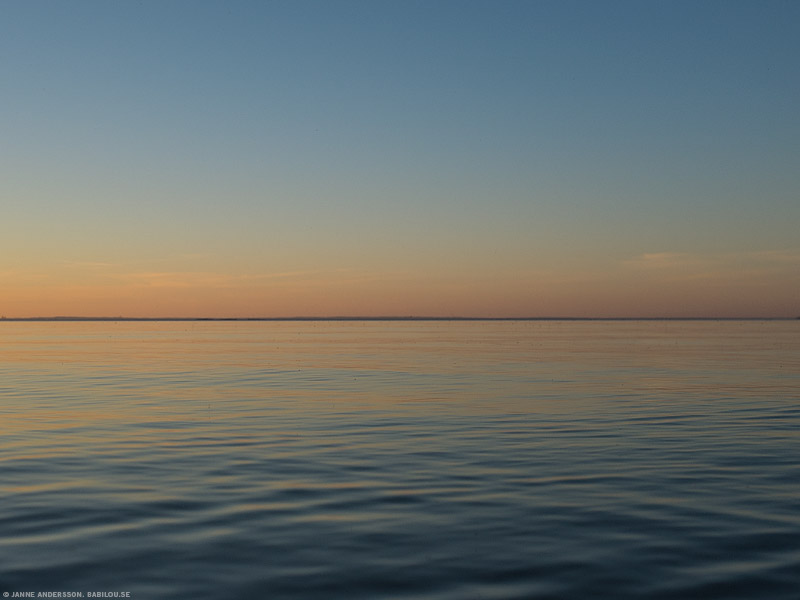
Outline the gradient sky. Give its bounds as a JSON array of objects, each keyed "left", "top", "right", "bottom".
[{"left": 2, "top": 0, "right": 798, "bottom": 317}]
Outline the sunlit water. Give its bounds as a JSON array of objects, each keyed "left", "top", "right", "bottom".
[{"left": 1, "top": 320, "right": 798, "bottom": 599}]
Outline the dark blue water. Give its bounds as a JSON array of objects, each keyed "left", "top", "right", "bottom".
[{"left": 1, "top": 321, "right": 798, "bottom": 599}]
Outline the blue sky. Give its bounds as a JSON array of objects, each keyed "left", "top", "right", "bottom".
[{"left": 2, "top": 0, "right": 798, "bottom": 316}]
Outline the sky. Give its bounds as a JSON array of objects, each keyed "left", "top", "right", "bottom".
[{"left": 2, "top": 0, "right": 798, "bottom": 318}]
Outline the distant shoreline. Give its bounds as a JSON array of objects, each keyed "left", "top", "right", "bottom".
[{"left": 0, "top": 316, "right": 796, "bottom": 322}]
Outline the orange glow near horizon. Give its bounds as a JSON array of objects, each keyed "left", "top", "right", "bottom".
[{"left": 2, "top": 249, "right": 798, "bottom": 319}]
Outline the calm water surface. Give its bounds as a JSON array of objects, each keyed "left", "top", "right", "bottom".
[{"left": 1, "top": 320, "right": 798, "bottom": 599}]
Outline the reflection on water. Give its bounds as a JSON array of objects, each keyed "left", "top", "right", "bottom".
[{"left": 1, "top": 321, "right": 799, "bottom": 599}]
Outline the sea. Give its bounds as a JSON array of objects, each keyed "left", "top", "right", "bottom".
[{"left": 1, "top": 319, "right": 798, "bottom": 599}]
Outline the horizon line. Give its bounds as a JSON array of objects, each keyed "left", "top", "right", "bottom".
[{"left": 1, "top": 316, "right": 797, "bottom": 322}]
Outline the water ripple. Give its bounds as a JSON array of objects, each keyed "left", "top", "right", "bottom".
[{"left": 1, "top": 320, "right": 798, "bottom": 599}]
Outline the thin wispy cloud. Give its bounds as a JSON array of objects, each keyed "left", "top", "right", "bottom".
[
  {"left": 623, "top": 252, "right": 706, "bottom": 270},
  {"left": 751, "top": 249, "right": 800, "bottom": 264},
  {"left": 240, "top": 270, "right": 329, "bottom": 281},
  {"left": 61, "top": 260, "right": 117, "bottom": 269},
  {"left": 0, "top": 269, "right": 48, "bottom": 284},
  {"left": 623, "top": 249, "right": 800, "bottom": 278},
  {"left": 101, "top": 267, "right": 404, "bottom": 290},
  {"left": 110, "top": 271, "right": 236, "bottom": 289}
]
